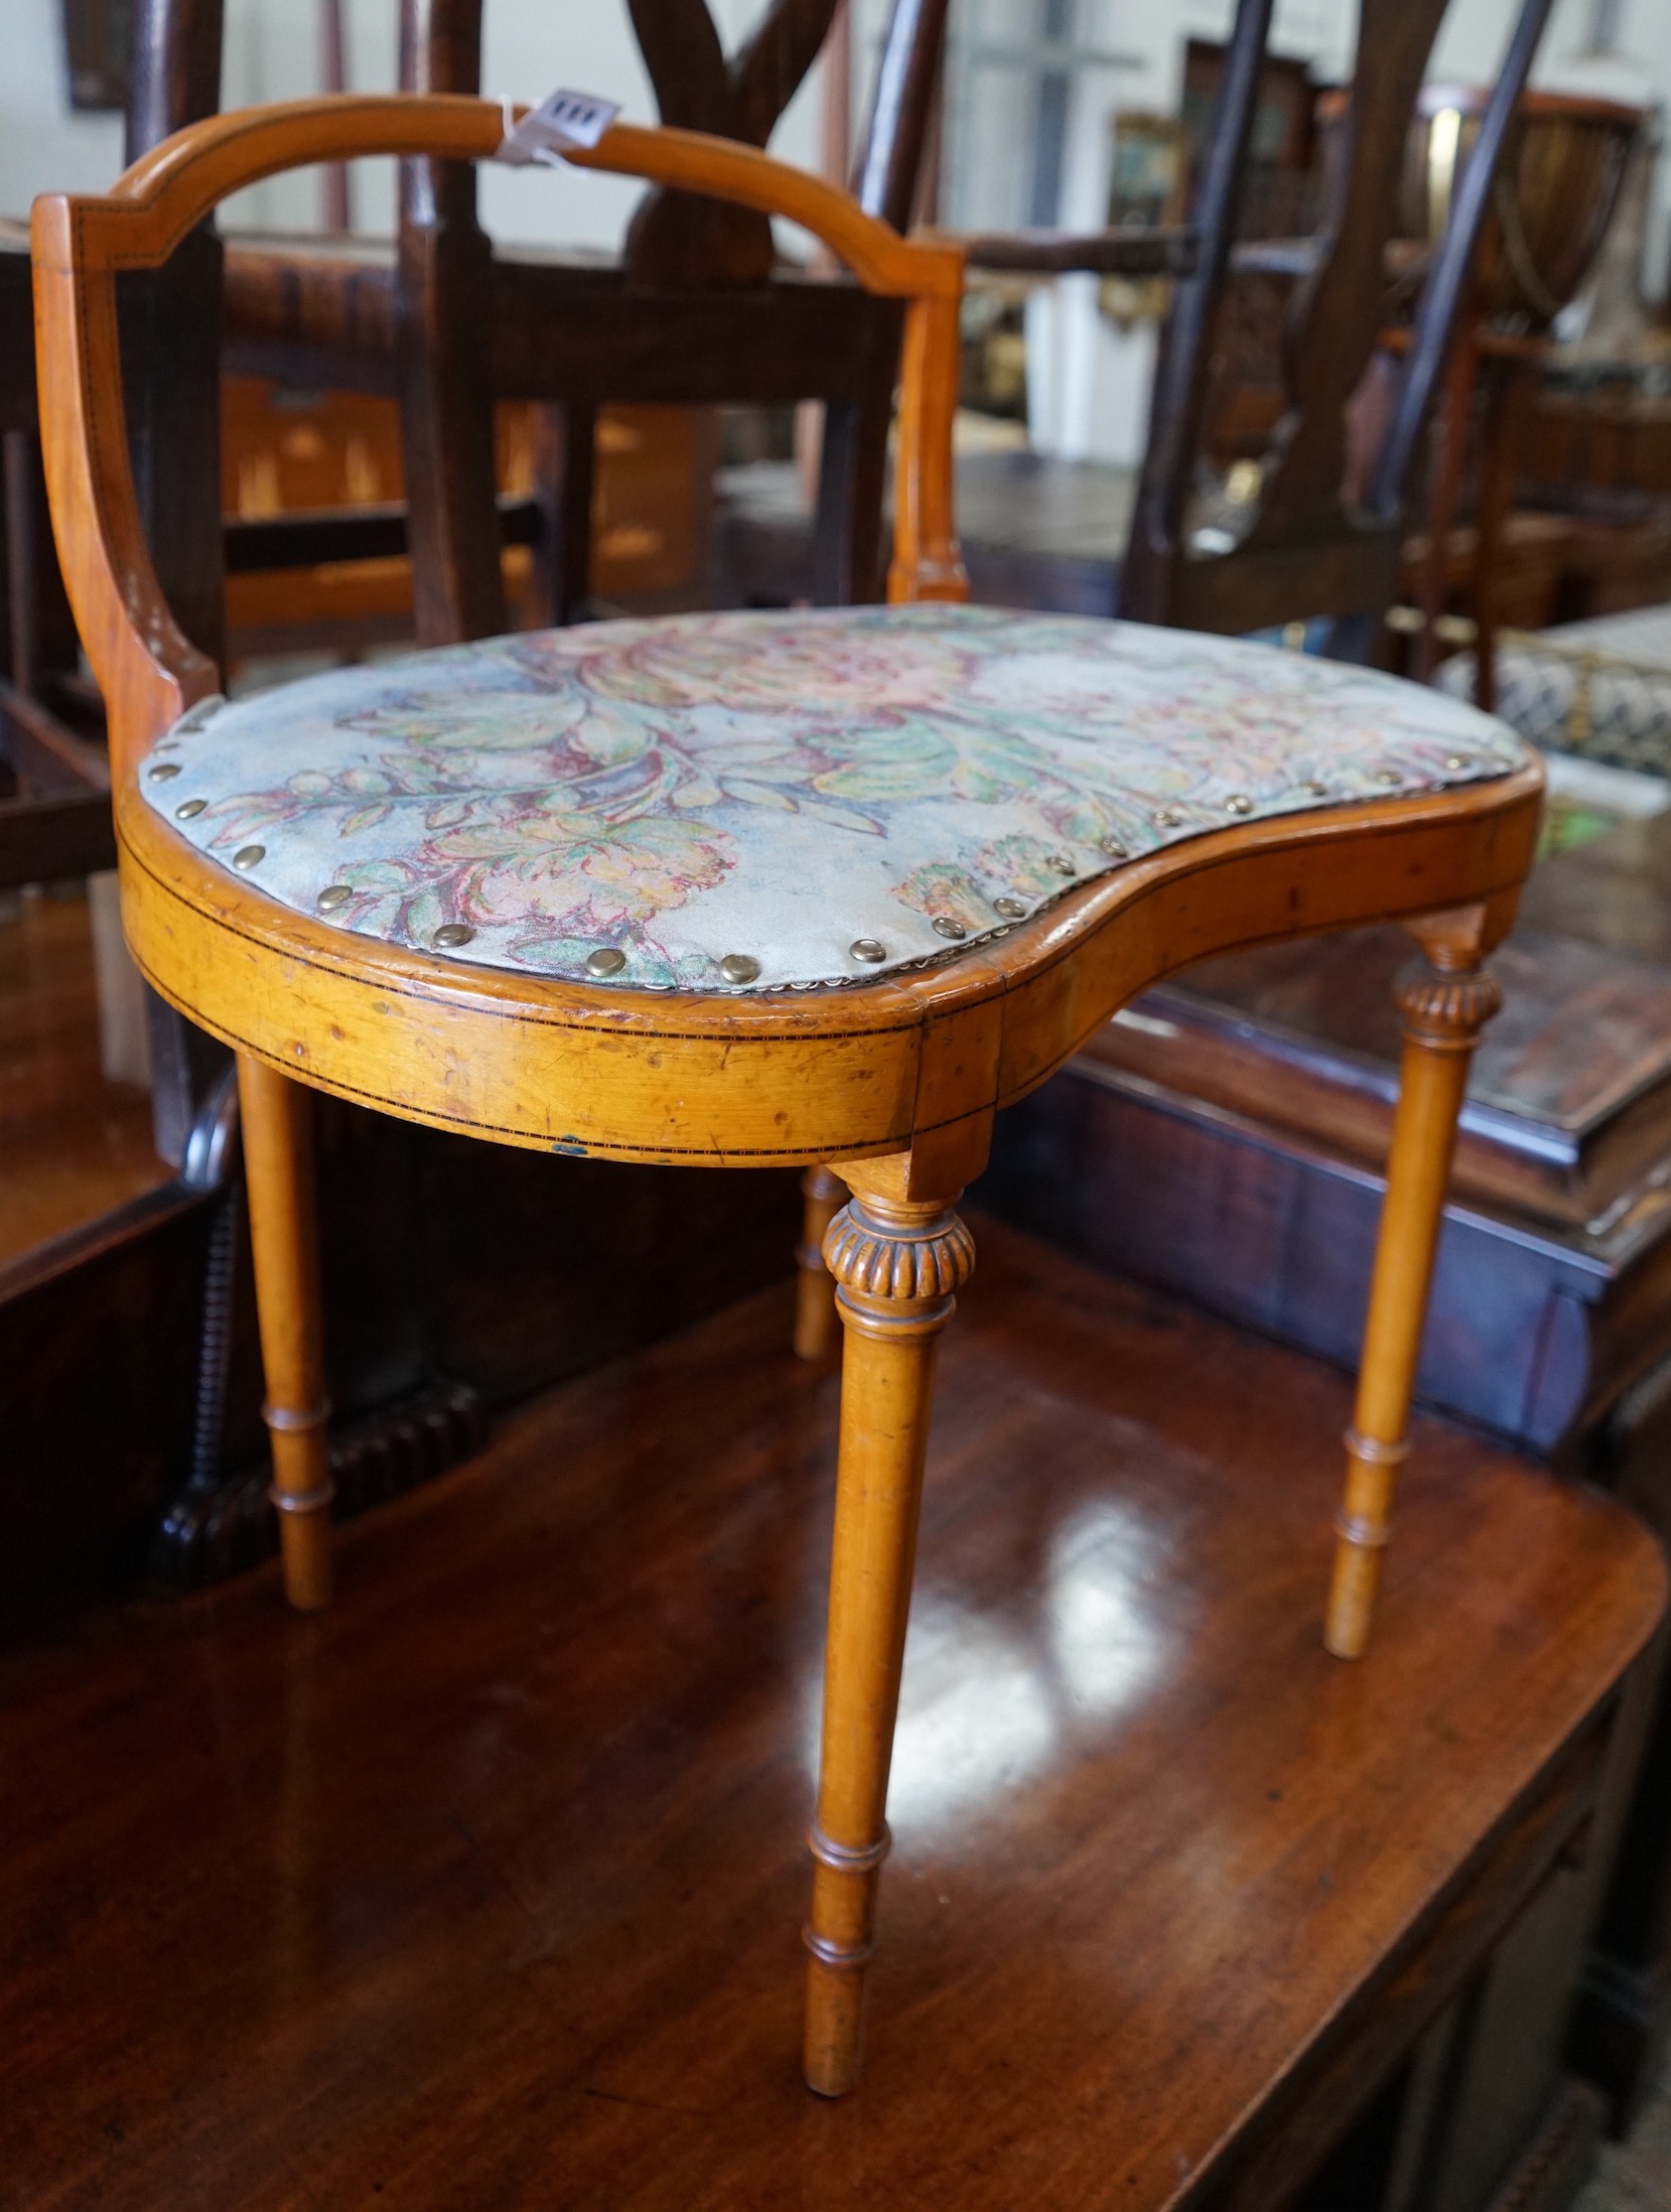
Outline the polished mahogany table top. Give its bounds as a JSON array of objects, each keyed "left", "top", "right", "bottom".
[{"left": 0, "top": 1221, "right": 1659, "bottom": 2208}]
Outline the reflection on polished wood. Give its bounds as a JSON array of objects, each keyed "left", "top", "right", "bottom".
[
  {"left": 0, "top": 887, "right": 166, "bottom": 1264},
  {"left": 0, "top": 1224, "right": 1659, "bottom": 2207}
]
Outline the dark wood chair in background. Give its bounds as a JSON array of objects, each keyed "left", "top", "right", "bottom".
[
  {"left": 0, "top": 2, "right": 221, "bottom": 905},
  {"left": 217, "top": 0, "right": 949, "bottom": 644},
  {"left": 0, "top": 314, "right": 118, "bottom": 894},
  {"left": 4, "top": 0, "right": 248, "bottom": 1137},
  {"left": 959, "top": 0, "right": 1559, "bottom": 645}
]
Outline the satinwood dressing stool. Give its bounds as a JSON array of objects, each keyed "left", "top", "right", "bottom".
[{"left": 33, "top": 94, "right": 1542, "bottom": 2093}]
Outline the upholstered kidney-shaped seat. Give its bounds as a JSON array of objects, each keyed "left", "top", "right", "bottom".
[{"left": 146, "top": 606, "right": 1527, "bottom": 994}]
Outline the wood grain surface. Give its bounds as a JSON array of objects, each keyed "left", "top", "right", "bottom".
[{"left": 0, "top": 1222, "right": 1660, "bottom": 2206}]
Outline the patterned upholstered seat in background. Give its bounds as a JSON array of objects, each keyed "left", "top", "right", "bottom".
[{"left": 1438, "top": 603, "right": 1671, "bottom": 777}]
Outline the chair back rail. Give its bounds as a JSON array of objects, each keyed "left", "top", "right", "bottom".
[
  {"left": 32, "top": 96, "right": 967, "bottom": 776},
  {"left": 622, "top": 0, "right": 840, "bottom": 285}
]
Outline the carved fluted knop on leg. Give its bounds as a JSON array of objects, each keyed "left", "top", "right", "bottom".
[{"left": 802, "top": 1187, "right": 974, "bottom": 2095}]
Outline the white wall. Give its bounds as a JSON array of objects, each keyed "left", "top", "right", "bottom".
[
  {"left": 0, "top": 0, "right": 126, "bottom": 212},
  {"left": 0, "top": 0, "right": 837, "bottom": 244}
]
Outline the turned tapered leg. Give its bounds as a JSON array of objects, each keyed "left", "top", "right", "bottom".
[
  {"left": 802, "top": 1187, "right": 975, "bottom": 2096},
  {"left": 793, "top": 1167, "right": 847, "bottom": 1362},
  {"left": 1325, "top": 950, "right": 1502, "bottom": 1659},
  {"left": 237, "top": 1053, "right": 334, "bottom": 1611}
]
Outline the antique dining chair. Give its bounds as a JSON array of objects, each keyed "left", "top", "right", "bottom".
[
  {"left": 34, "top": 93, "right": 1541, "bottom": 2095},
  {"left": 217, "top": 0, "right": 950, "bottom": 638},
  {"left": 960, "top": 0, "right": 1558, "bottom": 642}
]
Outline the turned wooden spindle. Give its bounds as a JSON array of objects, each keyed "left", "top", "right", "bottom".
[
  {"left": 793, "top": 1166, "right": 847, "bottom": 1361},
  {"left": 237, "top": 1053, "right": 335, "bottom": 1611},
  {"left": 803, "top": 1177, "right": 975, "bottom": 2095},
  {"left": 1324, "top": 934, "right": 1502, "bottom": 1659}
]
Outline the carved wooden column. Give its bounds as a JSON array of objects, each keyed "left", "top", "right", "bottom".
[
  {"left": 793, "top": 1166, "right": 847, "bottom": 1361},
  {"left": 1325, "top": 926, "right": 1502, "bottom": 1658},
  {"left": 802, "top": 1179, "right": 974, "bottom": 2094}
]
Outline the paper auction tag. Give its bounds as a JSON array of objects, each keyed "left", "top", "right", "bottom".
[{"left": 495, "top": 88, "right": 621, "bottom": 168}]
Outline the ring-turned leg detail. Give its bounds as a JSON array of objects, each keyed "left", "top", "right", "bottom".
[
  {"left": 237, "top": 1053, "right": 335, "bottom": 1612},
  {"left": 802, "top": 1189, "right": 975, "bottom": 2096},
  {"left": 1325, "top": 951, "right": 1502, "bottom": 1659},
  {"left": 793, "top": 1167, "right": 848, "bottom": 1362}
]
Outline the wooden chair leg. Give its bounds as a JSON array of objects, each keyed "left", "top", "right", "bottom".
[
  {"left": 237, "top": 1052, "right": 334, "bottom": 1611},
  {"left": 1324, "top": 939, "right": 1502, "bottom": 1659},
  {"left": 793, "top": 1167, "right": 847, "bottom": 1362},
  {"left": 802, "top": 1182, "right": 975, "bottom": 2096}
]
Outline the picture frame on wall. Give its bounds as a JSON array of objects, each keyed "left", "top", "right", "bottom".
[
  {"left": 62, "top": 0, "right": 129, "bottom": 111},
  {"left": 1101, "top": 112, "right": 1187, "bottom": 327}
]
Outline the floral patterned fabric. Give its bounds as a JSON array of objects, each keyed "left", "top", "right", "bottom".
[{"left": 141, "top": 606, "right": 1529, "bottom": 993}]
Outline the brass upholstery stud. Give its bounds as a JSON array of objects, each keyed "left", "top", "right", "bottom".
[
  {"left": 148, "top": 761, "right": 182, "bottom": 780},
  {"left": 586, "top": 946, "right": 626, "bottom": 977},
  {"left": 317, "top": 886, "right": 352, "bottom": 911},
  {"left": 433, "top": 922, "right": 475, "bottom": 948},
  {"left": 175, "top": 798, "right": 208, "bottom": 819},
  {"left": 993, "top": 897, "right": 1028, "bottom": 919},
  {"left": 1373, "top": 768, "right": 1402, "bottom": 787},
  {"left": 1153, "top": 807, "right": 1183, "bottom": 828},
  {"left": 1445, "top": 754, "right": 1473, "bottom": 772},
  {"left": 1046, "top": 854, "right": 1076, "bottom": 877},
  {"left": 721, "top": 953, "right": 762, "bottom": 984},
  {"left": 1100, "top": 836, "right": 1127, "bottom": 857},
  {"left": 1225, "top": 793, "right": 1253, "bottom": 815},
  {"left": 1300, "top": 778, "right": 1328, "bottom": 796},
  {"left": 233, "top": 845, "right": 265, "bottom": 869},
  {"left": 931, "top": 916, "right": 967, "bottom": 941},
  {"left": 850, "top": 938, "right": 887, "bottom": 963}
]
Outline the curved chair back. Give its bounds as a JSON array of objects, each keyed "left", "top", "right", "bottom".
[{"left": 31, "top": 94, "right": 967, "bottom": 776}]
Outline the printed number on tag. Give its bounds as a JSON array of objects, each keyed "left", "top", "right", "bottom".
[{"left": 497, "top": 88, "right": 621, "bottom": 167}]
